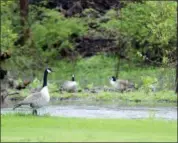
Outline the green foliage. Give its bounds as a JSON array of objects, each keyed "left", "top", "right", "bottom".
[
  {"left": 139, "top": 75, "right": 158, "bottom": 93},
  {"left": 104, "top": 9, "right": 118, "bottom": 19},
  {"left": 30, "top": 7, "right": 88, "bottom": 51},
  {"left": 28, "top": 77, "right": 58, "bottom": 92},
  {"left": 101, "top": 1, "right": 177, "bottom": 63},
  {"left": 1, "top": 1, "right": 18, "bottom": 52},
  {"left": 1, "top": 3, "right": 88, "bottom": 71},
  {"left": 29, "top": 78, "right": 41, "bottom": 89},
  {"left": 141, "top": 76, "right": 157, "bottom": 86},
  {"left": 82, "top": 8, "right": 100, "bottom": 19},
  {"left": 48, "top": 81, "right": 58, "bottom": 92},
  {"left": 120, "top": 1, "right": 176, "bottom": 45},
  {"left": 86, "top": 82, "right": 94, "bottom": 89}
]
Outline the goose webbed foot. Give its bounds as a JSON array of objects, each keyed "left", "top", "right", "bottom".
[{"left": 32, "top": 109, "right": 37, "bottom": 115}]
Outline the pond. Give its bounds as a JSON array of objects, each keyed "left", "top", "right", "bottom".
[{"left": 1, "top": 99, "right": 177, "bottom": 120}]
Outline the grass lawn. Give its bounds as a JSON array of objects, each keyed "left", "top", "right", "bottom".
[{"left": 1, "top": 114, "right": 177, "bottom": 142}]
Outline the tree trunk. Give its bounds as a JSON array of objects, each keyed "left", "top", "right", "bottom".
[
  {"left": 176, "top": 51, "right": 178, "bottom": 96},
  {"left": 176, "top": 1, "right": 178, "bottom": 96},
  {"left": 115, "top": 51, "right": 120, "bottom": 78},
  {"left": 176, "top": 48, "right": 178, "bottom": 95},
  {"left": 19, "top": 0, "right": 30, "bottom": 45}
]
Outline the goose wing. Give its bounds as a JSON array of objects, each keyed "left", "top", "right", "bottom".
[
  {"left": 61, "top": 81, "right": 77, "bottom": 88},
  {"left": 61, "top": 81, "right": 70, "bottom": 87},
  {"left": 118, "top": 79, "right": 135, "bottom": 88},
  {"left": 118, "top": 79, "right": 129, "bottom": 86},
  {"left": 21, "top": 92, "right": 42, "bottom": 104}
]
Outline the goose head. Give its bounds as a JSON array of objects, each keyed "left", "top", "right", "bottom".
[
  {"left": 111, "top": 76, "right": 117, "bottom": 81},
  {"left": 109, "top": 76, "right": 117, "bottom": 82},
  {"left": 46, "top": 68, "right": 53, "bottom": 73},
  {"left": 109, "top": 76, "right": 117, "bottom": 86}
]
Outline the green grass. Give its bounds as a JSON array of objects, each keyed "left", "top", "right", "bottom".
[
  {"left": 51, "top": 90, "right": 177, "bottom": 101},
  {"left": 11, "top": 89, "right": 177, "bottom": 106},
  {"left": 1, "top": 114, "right": 177, "bottom": 142},
  {"left": 7, "top": 55, "right": 176, "bottom": 105},
  {"left": 7, "top": 55, "right": 175, "bottom": 94},
  {"left": 32, "top": 55, "right": 175, "bottom": 89}
]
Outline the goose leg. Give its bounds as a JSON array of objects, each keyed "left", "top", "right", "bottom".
[
  {"left": 30, "top": 104, "right": 37, "bottom": 115},
  {"left": 32, "top": 109, "right": 37, "bottom": 115}
]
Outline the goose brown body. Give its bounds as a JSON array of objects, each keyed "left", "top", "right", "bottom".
[
  {"left": 61, "top": 75, "right": 78, "bottom": 92},
  {"left": 13, "top": 68, "right": 53, "bottom": 115},
  {"left": 109, "top": 76, "right": 135, "bottom": 91}
]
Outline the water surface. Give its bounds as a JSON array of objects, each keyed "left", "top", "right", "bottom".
[{"left": 1, "top": 103, "right": 177, "bottom": 120}]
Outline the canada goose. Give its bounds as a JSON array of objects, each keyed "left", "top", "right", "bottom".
[
  {"left": 149, "top": 84, "right": 157, "bottom": 92},
  {"left": 13, "top": 68, "right": 53, "bottom": 115},
  {"left": 109, "top": 76, "right": 135, "bottom": 91},
  {"left": 61, "top": 74, "right": 78, "bottom": 92}
]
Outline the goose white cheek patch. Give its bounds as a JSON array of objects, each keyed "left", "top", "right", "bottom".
[{"left": 47, "top": 69, "right": 51, "bottom": 73}]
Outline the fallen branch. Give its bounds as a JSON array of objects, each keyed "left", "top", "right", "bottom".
[{"left": 8, "top": 92, "right": 20, "bottom": 96}]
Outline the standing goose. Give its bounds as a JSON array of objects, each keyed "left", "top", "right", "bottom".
[
  {"left": 13, "top": 68, "right": 53, "bottom": 115},
  {"left": 109, "top": 76, "right": 135, "bottom": 91},
  {"left": 61, "top": 74, "right": 78, "bottom": 92}
]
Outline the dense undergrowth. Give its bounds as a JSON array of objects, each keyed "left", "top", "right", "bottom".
[{"left": 1, "top": 1, "right": 176, "bottom": 70}]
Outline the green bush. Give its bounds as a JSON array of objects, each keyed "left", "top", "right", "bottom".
[
  {"left": 1, "top": 1, "right": 18, "bottom": 52},
  {"left": 31, "top": 7, "right": 88, "bottom": 51},
  {"left": 101, "top": 1, "right": 177, "bottom": 63}
]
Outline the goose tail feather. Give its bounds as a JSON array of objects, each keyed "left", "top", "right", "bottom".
[
  {"left": 13, "top": 103, "right": 22, "bottom": 110},
  {"left": 128, "top": 82, "right": 135, "bottom": 89}
]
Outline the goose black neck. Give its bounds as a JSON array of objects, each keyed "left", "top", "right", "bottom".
[
  {"left": 72, "top": 76, "right": 75, "bottom": 81},
  {"left": 112, "top": 76, "right": 116, "bottom": 81},
  {"left": 43, "top": 70, "right": 48, "bottom": 87}
]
